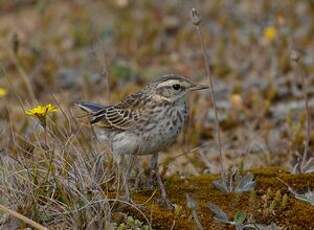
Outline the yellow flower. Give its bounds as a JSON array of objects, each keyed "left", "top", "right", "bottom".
[
  {"left": 25, "top": 104, "right": 58, "bottom": 120},
  {"left": 263, "top": 26, "right": 278, "bottom": 42},
  {"left": 0, "top": 87, "right": 7, "bottom": 97},
  {"left": 230, "top": 94, "right": 243, "bottom": 109}
]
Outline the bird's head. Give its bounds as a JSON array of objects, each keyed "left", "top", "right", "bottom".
[{"left": 147, "top": 74, "right": 208, "bottom": 103}]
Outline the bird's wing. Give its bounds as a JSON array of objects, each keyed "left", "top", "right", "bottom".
[
  {"left": 77, "top": 92, "right": 146, "bottom": 131},
  {"left": 90, "top": 106, "right": 140, "bottom": 130},
  {"left": 116, "top": 91, "right": 146, "bottom": 110}
]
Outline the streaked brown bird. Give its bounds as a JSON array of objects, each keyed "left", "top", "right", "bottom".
[{"left": 77, "top": 74, "right": 208, "bottom": 207}]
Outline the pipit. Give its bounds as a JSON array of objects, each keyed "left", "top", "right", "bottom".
[{"left": 77, "top": 74, "right": 208, "bottom": 208}]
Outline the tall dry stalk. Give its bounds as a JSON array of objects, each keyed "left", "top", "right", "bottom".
[
  {"left": 191, "top": 8, "right": 225, "bottom": 176},
  {"left": 291, "top": 49, "right": 312, "bottom": 172}
]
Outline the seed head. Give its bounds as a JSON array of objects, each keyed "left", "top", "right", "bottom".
[
  {"left": 191, "top": 8, "right": 201, "bottom": 26},
  {"left": 290, "top": 49, "right": 302, "bottom": 63}
]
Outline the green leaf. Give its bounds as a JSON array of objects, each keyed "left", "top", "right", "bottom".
[{"left": 234, "top": 211, "right": 246, "bottom": 225}]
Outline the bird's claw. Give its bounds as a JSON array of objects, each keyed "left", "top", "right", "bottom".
[{"left": 157, "top": 197, "right": 174, "bottom": 209}]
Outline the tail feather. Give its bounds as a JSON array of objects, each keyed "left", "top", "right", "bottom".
[{"left": 76, "top": 102, "right": 106, "bottom": 114}]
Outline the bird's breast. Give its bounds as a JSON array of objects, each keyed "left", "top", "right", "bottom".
[{"left": 138, "top": 103, "right": 188, "bottom": 154}]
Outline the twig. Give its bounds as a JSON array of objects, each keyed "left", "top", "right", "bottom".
[
  {"left": 291, "top": 49, "right": 311, "bottom": 172},
  {"left": 0, "top": 204, "right": 48, "bottom": 230},
  {"left": 191, "top": 8, "right": 225, "bottom": 176}
]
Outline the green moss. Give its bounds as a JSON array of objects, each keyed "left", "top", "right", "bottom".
[{"left": 123, "top": 167, "right": 314, "bottom": 229}]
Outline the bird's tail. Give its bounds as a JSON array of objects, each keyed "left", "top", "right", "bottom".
[{"left": 76, "top": 102, "right": 106, "bottom": 114}]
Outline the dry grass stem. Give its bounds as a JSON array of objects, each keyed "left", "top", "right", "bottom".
[
  {"left": 191, "top": 8, "right": 225, "bottom": 176},
  {"left": 0, "top": 204, "right": 48, "bottom": 230}
]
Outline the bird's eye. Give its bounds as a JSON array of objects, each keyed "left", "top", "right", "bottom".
[{"left": 172, "top": 84, "right": 181, "bottom": 90}]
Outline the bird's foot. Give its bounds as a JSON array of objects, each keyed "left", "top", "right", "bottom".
[
  {"left": 145, "top": 177, "right": 155, "bottom": 190},
  {"left": 155, "top": 172, "right": 174, "bottom": 209},
  {"left": 157, "top": 197, "right": 174, "bottom": 209}
]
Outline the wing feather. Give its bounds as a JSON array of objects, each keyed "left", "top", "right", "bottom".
[
  {"left": 91, "top": 107, "right": 139, "bottom": 130},
  {"left": 77, "top": 91, "right": 147, "bottom": 131}
]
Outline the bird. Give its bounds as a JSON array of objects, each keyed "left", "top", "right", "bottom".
[{"left": 77, "top": 74, "right": 208, "bottom": 208}]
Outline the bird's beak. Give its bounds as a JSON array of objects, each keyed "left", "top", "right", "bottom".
[{"left": 190, "top": 84, "right": 209, "bottom": 91}]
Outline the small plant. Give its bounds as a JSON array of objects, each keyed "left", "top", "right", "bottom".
[
  {"left": 261, "top": 188, "right": 289, "bottom": 216},
  {"left": 213, "top": 168, "right": 255, "bottom": 193},
  {"left": 186, "top": 194, "right": 204, "bottom": 230},
  {"left": 293, "top": 190, "right": 314, "bottom": 205},
  {"left": 278, "top": 178, "right": 314, "bottom": 205},
  {"left": 292, "top": 154, "right": 314, "bottom": 174},
  {"left": 113, "top": 216, "right": 150, "bottom": 230},
  {"left": 207, "top": 203, "right": 246, "bottom": 226},
  {"left": 207, "top": 202, "right": 279, "bottom": 230}
]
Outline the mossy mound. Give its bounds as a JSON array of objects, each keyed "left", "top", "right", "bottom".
[{"left": 125, "top": 167, "right": 314, "bottom": 229}]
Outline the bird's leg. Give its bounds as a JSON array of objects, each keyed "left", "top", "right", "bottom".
[
  {"left": 121, "top": 150, "right": 138, "bottom": 202},
  {"left": 127, "top": 152, "right": 137, "bottom": 187},
  {"left": 120, "top": 154, "right": 131, "bottom": 202},
  {"left": 147, "top": 152, "right": 159, "bottom": 189},
  {"left": 150, "top": 152, "right": 173, "bottom": 209},
  {"left": 133, "top": 154, "right": 143, "bottom": 188},
  {"left": 156, "top": 170, "right": 173, "bottom": 209}
]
